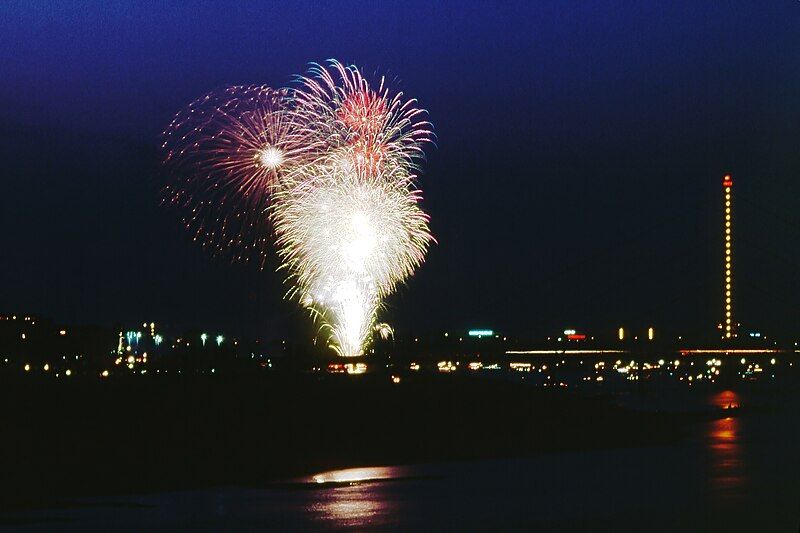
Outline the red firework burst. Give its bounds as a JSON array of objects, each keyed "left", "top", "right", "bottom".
[{"left": 337, "top": 88, "right": 389, "bottom": 138}]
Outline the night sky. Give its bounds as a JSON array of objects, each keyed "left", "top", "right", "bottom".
[{"left": 1, "top": 1, "right": 799, "bottom": 339}]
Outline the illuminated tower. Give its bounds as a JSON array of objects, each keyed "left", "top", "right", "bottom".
[{"left": 723, "top": 174, "right": 734, "bottom": 338}]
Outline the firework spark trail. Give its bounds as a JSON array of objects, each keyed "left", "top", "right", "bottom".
[
  {"left": 162, "top": 60, "right": 434, "bottom": 357},
  {"left": 291, "top": 61, "right": 433, "bottom": 176},
  {"left": 271, "top": 160, "right": 432, "bottom": 356},
  {"left": 161, "top": 86, "right": 317, "bottom": 265}
]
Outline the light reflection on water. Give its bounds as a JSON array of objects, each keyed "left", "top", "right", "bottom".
[
  {"left": 710, "top": 389, "right": 741, "bottom": 410},
  {"left": 10, "top": 391, "right": 800, "bottom": 531},
  {"left": 309, "top": 484, "right": 398, "bottom": 528},
  {"left": 306, "top": 466, "right": 408, "bottom": 528},
  {"left": 302, "top": 465, "right": 409, "bottom": 527},
  {"left": 311, "top": 466, "right": 401, "bottom": 484},
  {"left": 706, "top": 390, "right": 744, "bottom": 494}
]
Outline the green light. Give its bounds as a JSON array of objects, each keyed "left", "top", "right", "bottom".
[
  {"left": 468, "top": 329, "right": 493, "bottom": 337},
  {"left": 201, "top": 333, "right": 208, "bottom": 346},
  {"left": 216, "top": 335, "right": 224, "bottom": 346}
]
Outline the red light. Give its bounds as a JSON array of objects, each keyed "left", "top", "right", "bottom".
[
  {"left": 327, "top": 363, "right": 346, "bottom": 373},
  {"left": 566, "top": 334, "right": 586, "bottom": 340},
  {"left": 722, "top": 174, "right": 733, "bottom": 187}
]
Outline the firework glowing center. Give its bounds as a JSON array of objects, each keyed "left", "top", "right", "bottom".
[
  {"left": 258, "top": 146, "right": 285, "bottom": 170},
  {"left": 162, "top": 60, "right": 433, "bottom": 357},
  {"left": 344, "top": 213, "right": 376, "bottom": 269}
]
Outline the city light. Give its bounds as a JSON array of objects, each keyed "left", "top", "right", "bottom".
[
  {"left": 507, "top": 349, "right": 626, "bottom": 355},
  {"left": 680, "top": 348, "right": 781, "bottom": 354},
  {"left": 437, "top": 361, "right": 457, "bottom": 372},
  {"left": 723, "top": 174, "right": 733, "bottom": 339},
  {"left": 1, "top": 312, "right": 794, "bottom": 391},
  {"left": 345, "top": 362, "right": 367, "bottom": 375},
  {"left": 618, "top": 327, "right": 624, "bottom": 340}
]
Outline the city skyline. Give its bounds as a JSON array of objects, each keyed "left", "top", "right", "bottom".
[
  {"left": 1, "top": 3, "right": 799, "bottom": 530},
  {"left": 0, "top": 174, "right": 791, "bottom": 343}
]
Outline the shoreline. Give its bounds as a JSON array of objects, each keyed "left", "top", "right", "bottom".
[{"left": 0, "top": 374, "right": 736, "bottom": 512}]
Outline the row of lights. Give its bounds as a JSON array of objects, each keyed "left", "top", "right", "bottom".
[{"left": 723, "top": 174, "right": 733, "bottom": 338}]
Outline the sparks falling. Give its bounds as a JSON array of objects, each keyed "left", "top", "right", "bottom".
[
  {"left": 162, "top": 60, "right": 434, "bottom": 357},
  {"left": 161, "top": 85, "right": 318, "bottom": 265}
]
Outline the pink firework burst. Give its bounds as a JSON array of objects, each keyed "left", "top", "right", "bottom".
[
  {"left": 292, "top": 60, "right": 433, "bottom": 176},
  {"left": 161, "top": 85, "right": 318, "bottom": 266}
]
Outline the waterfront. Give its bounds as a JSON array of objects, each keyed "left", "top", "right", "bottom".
[
  {"left": 5, "top": 389, "right": 798, "bottom": 531},
  {"left": 3, "top": 2, "right": 800, "bottom": 530}
]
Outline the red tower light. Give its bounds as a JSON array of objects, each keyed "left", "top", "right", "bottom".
[{"left": 723, "top": 174, "right": 733, "bottom": 187}]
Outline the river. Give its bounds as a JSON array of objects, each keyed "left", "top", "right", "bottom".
[{"left": 6, "top": 389, "right": 799, "bottom": 531}]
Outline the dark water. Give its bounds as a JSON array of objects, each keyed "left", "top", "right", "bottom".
[{"left": 7, "top": 390, "right": 800, "bottom": 531}]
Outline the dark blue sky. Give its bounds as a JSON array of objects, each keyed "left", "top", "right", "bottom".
[{"left": 1, "top": 1, "right": 799, "bottom": 339}]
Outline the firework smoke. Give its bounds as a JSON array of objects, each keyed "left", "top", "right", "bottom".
[{"left": 162, "top": 60, "right": 433, "bottom": 357}]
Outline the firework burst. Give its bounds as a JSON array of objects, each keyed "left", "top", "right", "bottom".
[
  {"left": 162, "top": 61, "right": 434, "bottom": 357},
  {"left": 272, "top": 163, "right": 432, "bottom": 356},
  {"left": 292, "top": 60, "right": 433, "bottom": 175},
  {"left": 161, "top": 85, "right": 317, "bottom": 265}
]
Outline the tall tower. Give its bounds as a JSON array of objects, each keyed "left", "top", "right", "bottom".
[{"left": 723, "top": 174, "right": 734, "bottom": 338}]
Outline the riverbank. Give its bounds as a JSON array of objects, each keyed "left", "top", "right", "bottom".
[{"left": 0, "top": 374, "right": 726, "bottom": 511}]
